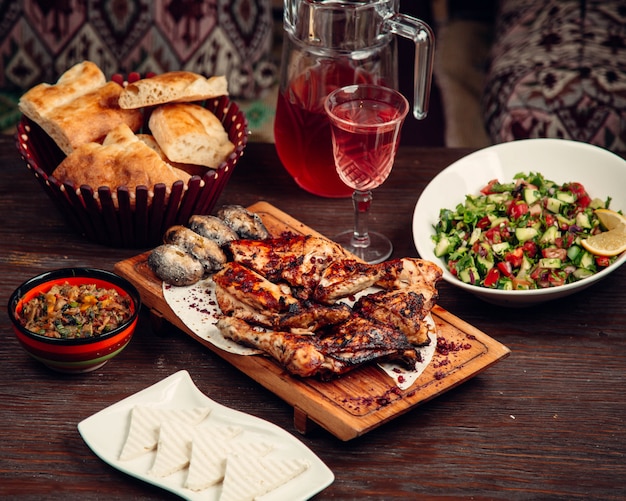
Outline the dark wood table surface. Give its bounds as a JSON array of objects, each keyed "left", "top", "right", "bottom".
[{"left": 1, "top": 134, "right": 625, "bottom": 500}]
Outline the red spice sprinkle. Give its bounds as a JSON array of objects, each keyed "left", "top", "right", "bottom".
[
  {"left": 436, "top": 336, "right": 471, "bottom": 356},
  {"left": 397, "top": 375, "right": 406, "bottom": 384}
]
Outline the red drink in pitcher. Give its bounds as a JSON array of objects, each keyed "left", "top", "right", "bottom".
[{"left": 274, "top": 63, "right": 378, "bottom": 198}]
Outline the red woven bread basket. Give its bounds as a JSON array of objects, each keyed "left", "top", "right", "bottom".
[{"left": 15, "top": 78, "right": 248, "bottom": 249}]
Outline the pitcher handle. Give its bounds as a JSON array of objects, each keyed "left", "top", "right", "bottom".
[{"left": 385, "top": 14, "right": 435, "bottom": 120}]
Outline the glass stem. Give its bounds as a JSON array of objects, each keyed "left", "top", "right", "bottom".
[{"left": 351, "top": 190, "right": 373, "bottom": 249}]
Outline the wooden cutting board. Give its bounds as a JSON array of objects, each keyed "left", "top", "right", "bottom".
[{"left": 114, "top": 201, "right": 511, "bottom": 441}]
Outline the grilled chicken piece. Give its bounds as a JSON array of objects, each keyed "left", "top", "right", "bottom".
[
  {"left": 228, "top": 234, "right": 348, "bottom": 296},
  {"left": 213, "top": 262, "right": 299, "bottom": 316},
  {"left": 376, "top": 258, "right": 443, "bottom": 290},
  {"left": 313, "top": 259, "right": 382, "bottom": 304},
  {"left": 354, "top": 287, "right": 437, "bottom": 345},
  {"left": 217, "top": 316, "right": 419, "bottom": 379},
  {"left": 214, "top": 287, "right": 279, "bottom": 327},
  {"left": 277, "top": 302, "right": 352, "bottom": 333}
]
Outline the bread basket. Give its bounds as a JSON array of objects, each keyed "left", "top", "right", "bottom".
[{"left": 15, "top": 76, "right": 248, "bottom": 248}]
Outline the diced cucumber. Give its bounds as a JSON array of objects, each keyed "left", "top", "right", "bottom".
[
  {"left": 575, "top": 212, "right": 592, "bottom": 229},
  {"left": 546, "top": 197, "right": 563, "bottom": 213},
  {"left": 476, "top": 252, "right": 494, "bottom": 274},
  {"left": 489, "top": 216, "right": 508, "bottom": 228},
  {"left": 434, "top": 235, "right": 453, "bottom": 257},
  {"left": 579, "top": 251, "right": 595, "bottom": 270},
  {"left": 458, "top": 266, "right": 480, "bottom": 284},
  {"left": 567, "top": 245, "right": 582, "bottom": 261},
  {"left": 573, "top": 268, "right": 595, "bottom": 280},
  {"left": 539, "top": 258, "right": 562, "bottom": 269},
  {"left": 515, "top": 227, "right": 538, "bottom": 242},
  {"left": 491, "top": 242, "right": 510, "bottom": 255},
  {"left": 556, "top": 190, "right": 576, "bottom": 204},
  {"left": 500, "top": 278, "right": 514, "bottom": 290},
  {"left": 469, "top": 227, "right": 481, "bottom": 245},
  {"left": 539, "top": 225, "right": 559, "bottom": 244},
  {"left": 523, "top": 188, "right": 540, "bottom": 204},
  {"left": 486, "top": 193, "right": 509, "bottom": 204},
  {"left": 518, "top": 255, "right": 533, "bottom": 277}
]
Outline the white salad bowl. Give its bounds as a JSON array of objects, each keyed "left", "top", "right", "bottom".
[{"left": 412, "top": 138, "right": 626, "bottom": 307}]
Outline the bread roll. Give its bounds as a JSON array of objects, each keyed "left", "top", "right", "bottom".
[
  {"left": 18, "top": 62, "right": 143, "bottom": 155},
  {"left": 118, "top": 72, "right": 228, "bottom": 109},
  {"left": 52, "top": 123, "right": 191, "bottom": 193},
  {"left": 149, "top": 103, "right": 235, "bottom": 168}
]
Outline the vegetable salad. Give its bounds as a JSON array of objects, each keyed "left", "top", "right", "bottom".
[
  {"left": 432, "top": 172, "right": 617, "bottom": 290},
  {"left": 20, "top": 282, "right": 133, "bottom": 339}
]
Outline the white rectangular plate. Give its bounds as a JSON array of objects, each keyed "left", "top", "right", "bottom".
[{"left": 78, "top": 370, "right": 334, "bottom": 500}]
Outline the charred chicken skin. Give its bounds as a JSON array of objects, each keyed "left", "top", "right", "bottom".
[{"left": 215, "top": 235, "right": 443, "bottom": 378}]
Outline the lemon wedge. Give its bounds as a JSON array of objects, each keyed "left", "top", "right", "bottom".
[
  {"left": 581, "top": 222, "right": 626, "bottom": 256},
  {"left": 595, "top": 208, "right": 626, "bottom": 231}
]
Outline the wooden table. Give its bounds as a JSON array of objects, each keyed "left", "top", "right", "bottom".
[{"left": 1, "top": 135, "right": 624, "bottom": 500}]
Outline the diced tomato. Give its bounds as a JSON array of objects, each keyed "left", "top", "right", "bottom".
[
  {"left": 499, "top": 225, "right": 512, "bottom": 240},
  {"left": 555, "top": 234, "right": 575, "bottom": 249},
  {"left": 548, "top": 270, "right": 567, "bottom": 287},
  {"left": 577, "top": 194, "right": 591, "bottom": 209},
  {"left": 448, "top": 260, "right": 458, "bottom": 276},
  {"left": 476, "top": 216, "right": 491, "bottom": 229},
  {"left": 568, "top": 182, "right": 587, "bottom": 197},
  {"left": 542, "top": 247, "right": 567, "bottom": 260},
  {"left": 544, "top": 214, "right": 556, "bottom": 227},
  {"left": 595, "top": 256, "right": 611, "bottom": 267},
  {"left": 522, "top": 241, "right": 538, "bottom": 258},
  {"left": 504, "top": 248, "right": 524, "bottom": 268},
  {"left": 483, "top": 267, "right": 500, "bottom": 287},
  {"left": 497, "top": 261, "right": 513, "bottom": 277},
  {"left": 485, "top": 227, "right": 502, "bottom": 244},
  {"left": 508, "top": 202, "right": 529, "bottom": 220},
  {"left": 480, "top": 179, "right": 499, "bottom": 195}
]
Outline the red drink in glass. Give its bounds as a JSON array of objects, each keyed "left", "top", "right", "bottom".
[{"left": 329, "top": 99, "right": 404, "bottom": 191}]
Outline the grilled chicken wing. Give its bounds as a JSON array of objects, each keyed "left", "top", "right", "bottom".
[
  {"left": 376, "top": 258, "right": 443, "bottom": 290},
  {"left": 217, "top": 315, "right": 419, "bottom": 379},
  {"left": 313, "top": 259, "right": 382, "bottom": 304},
  {"left": 228, "top": 234, "right": 347, "bottom": 295},
  {"left": 213, "top": 261, "right": 299, "bottom": 316},
  {"left": 354, "top": 288, "right": 437, "bottom": 345}
]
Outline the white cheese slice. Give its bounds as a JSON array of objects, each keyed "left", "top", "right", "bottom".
[
  {"left": 219, "top": 453, "right": 309, "bottom": 501},
  {"left": 118, "top": 406, "right": 211, "bottom": 461},
  {"left": 184, "top": 428, "right": 266, "bottom": 491}
]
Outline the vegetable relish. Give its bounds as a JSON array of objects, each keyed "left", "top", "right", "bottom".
[
  {"left": 19, "top": 282, "right": 133, "bottom": 339},
  {"left": 432, "top": 172, "right": 618, "bottom": 290}
]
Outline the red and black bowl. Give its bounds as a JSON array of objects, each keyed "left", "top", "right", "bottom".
[{"left": 8, "top": 268, "right": 141, "bottom": 373}]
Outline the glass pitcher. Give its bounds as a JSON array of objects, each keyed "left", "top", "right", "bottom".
[{"left": 274, "top": 0, "right": 434, "bottom": 198}]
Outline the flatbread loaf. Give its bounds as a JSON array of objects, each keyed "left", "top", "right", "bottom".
[
  {"left": 118, "top": 72, "right": 228, "bottom": 109},
  {"left": 149, "top": 103, "right": 235, "bottom": 168},
  {"left": 52, "top": 124, "right": 191, "bottom": 194},
  {"left": 18, "top": 62, "right": 142, "bottom": 155}
]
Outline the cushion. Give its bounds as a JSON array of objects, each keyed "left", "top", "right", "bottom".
[{"left": 482, "top": 0, "right": 626, "bottom": 156}]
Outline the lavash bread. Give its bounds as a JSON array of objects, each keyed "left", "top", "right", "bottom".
[
  {"left": 52, "top": 123, "right": 191, "bottom": 193},
  {"left": 18, "top": 61, "right": 106, "bottom": 121},
  {"left": 149, "top": 103, "right": 235, "bottom": 168},
  {"left": 18, "top": 62, "right": 142, "bottom": 155},
  {"left": 119, "top": 72, "right": 228, "bottom": 109}
]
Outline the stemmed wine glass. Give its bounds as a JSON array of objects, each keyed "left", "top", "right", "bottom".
[{"left": 324, "top": 84, "right": 409, "bottom": 263}]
